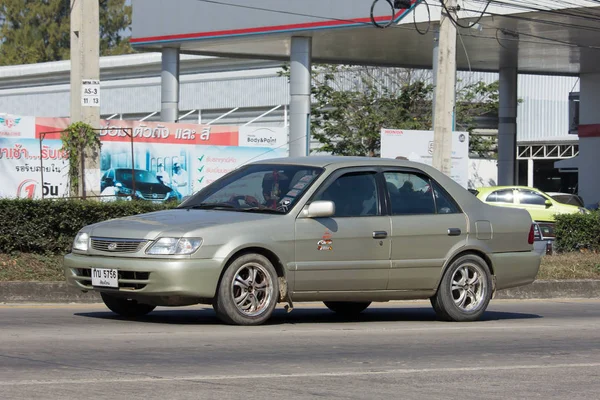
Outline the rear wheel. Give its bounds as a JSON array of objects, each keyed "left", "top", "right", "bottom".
[
  {"left": 431, "top": 254, "right": 492, "bottom": 322},
  {"left": 100, "top": 293, "right": 156, "bottom": 318},
  {"left": 324, "top": 301, "right": 371, "bottom": 316},
  {"left": 213, "top": 253, "right": 279, "bottom": 325}
]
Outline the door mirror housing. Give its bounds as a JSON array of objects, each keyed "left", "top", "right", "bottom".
[
  {"left": 303, "top": 201, "right": 335, "bottom": 218},
  {"left": 545, "top": 199, "right": 553, "bottom": 208}
]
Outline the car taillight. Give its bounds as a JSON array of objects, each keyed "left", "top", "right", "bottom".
[{"left": 528, "top": 224, "right": 535, "bottom": 245}]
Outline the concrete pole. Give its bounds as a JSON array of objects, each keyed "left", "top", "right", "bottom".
[
  {"left": 431, "top": 25, "right": 439, "bottom": 125},
  {"left": 161, "top": 47, "right": 180, "bottom": 123},
  {"left": 432, "top": 0, "right": 457, "bottom": 177},
  {"left": 498, "top": 67, "right": 518, "bottom": 186},
  {"left": 70, "top": 0, "right": 100, "bottom": 198},
  {"left": 289, "top": 37, "right": 312, "bottom": 157}
]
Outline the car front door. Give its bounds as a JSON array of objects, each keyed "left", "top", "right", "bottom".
[
  {"left": 294, "top": 168, "right": 391, "bottom": 292},
  {"left": 516, "top": 189, "right": 554, "bottom": 222},
  {"left": 383, "top": 170, "right": 468, "bottom": 290}
]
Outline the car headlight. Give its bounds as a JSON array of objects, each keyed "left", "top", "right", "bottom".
[
  {"left": 146, "top": 237, "right": 203, "bottom": 255},
  {"left": 73, "top": 232, "right": 90, "bottom": 252},
  {"left": 116, "top": 183, "right": 133, "bottom": 195}
]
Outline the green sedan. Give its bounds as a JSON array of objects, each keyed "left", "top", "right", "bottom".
[
  {"left": 473, "top": 186, "right": 587, "bottom": 222},
  {"left": 64, "top": 157, "right": 540, "bottom": 325}
]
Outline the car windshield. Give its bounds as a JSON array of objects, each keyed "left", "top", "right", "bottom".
[
  {"left": 550, "top": 194, "right": 584, "bottom": 207},
  {"left": 116, "top": 169, "right": 162, "bottom": 184},
  {"left": 179, "top": 164, "right": 323, "bottom": 213}
]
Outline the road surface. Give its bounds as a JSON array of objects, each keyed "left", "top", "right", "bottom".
[{"left": 1, "top": 300, "right": 600, "bottom": 399}]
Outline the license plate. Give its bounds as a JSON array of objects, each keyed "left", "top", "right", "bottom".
[{"left": 91, "top": 268, "right": 118, "bottom": 288}]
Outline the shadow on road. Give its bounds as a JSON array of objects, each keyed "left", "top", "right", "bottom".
[{"left": 74, "top": 306, "right": 541, "bottom": 326}]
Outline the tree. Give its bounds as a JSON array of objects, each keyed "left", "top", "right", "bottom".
[
  {"left": 281, "top": 64, "right": 499, "bottom": 158},
  {"left": 0, "top": 0, "right": 133, "bottom": 66}
]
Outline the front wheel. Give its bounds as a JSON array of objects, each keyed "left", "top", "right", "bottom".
[
  {"left": 324, "top": 301, "right": 371, "bottom": 316},
  {"left": 100, "top": 293, "right": 156, "bottom": 318},
  {"left": 213, "top": 253, "right": 279, "bottom": 325},
  {"left": 430, "top": 254, "right": 492, "bottom": 322}
]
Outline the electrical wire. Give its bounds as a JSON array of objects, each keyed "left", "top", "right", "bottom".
[
  {"left": 440, "top": 0, "right": 492, "bottom": 29},
  {"left": 570, "top": 77, "right": 580, "bottom": 93},
  {"left": 456, "top": 27, "right": 472, "bottom": 72},
  {"left": 370, "top": 0, "right": 396, "bottom": 29},
  {"left": 414, "top": 0, "right": 431, "bottom": 35}
]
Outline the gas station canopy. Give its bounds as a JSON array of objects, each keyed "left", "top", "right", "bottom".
[{"left": 132, "top": 0, "right": 600, "bottom": 74}]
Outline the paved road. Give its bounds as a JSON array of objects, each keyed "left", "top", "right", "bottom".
[{"left": 1, "top": 300, "right": 600, "bottom": 399}]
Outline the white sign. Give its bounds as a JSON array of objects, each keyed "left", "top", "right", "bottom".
[
  {"left": 81, "top": 79, "right": 100, "bottom": 107},
  {"left": 380, "top": 128, "right": 470, "bottom": 188},
  {"left": 238, "top": 126, "right": 287, "bottom": 149}
]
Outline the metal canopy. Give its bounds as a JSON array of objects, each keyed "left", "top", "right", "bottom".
[{"left": 132, "top": 0, "right": 600, "bottom": 75}]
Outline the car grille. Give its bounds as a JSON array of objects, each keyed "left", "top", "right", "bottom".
[
  {"left": 91, "top": 237, "right": 147, "bottom": 253},
  {"left": 71, "top": 268, "right": 150, "bottom": 290},
  {"left": 138, "top": 192, "right": 167, "bottom": 200}
]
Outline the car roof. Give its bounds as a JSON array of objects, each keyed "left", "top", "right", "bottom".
[
  {"left": 251, "top": 156, "right": 429, "bottom": 169},
  {"left": 475, "top": 186, "right": 543, "bottom": 192}
]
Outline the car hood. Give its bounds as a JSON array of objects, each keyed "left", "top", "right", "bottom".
[{"left": 87, "top": 209, "right": 281, "bottom": 240}]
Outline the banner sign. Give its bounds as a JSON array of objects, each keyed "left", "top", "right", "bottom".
[
  {"left": 380, "top": 128, "right": 469, "bottom": 188},
  {"left": 0, "top": 115, "right": 288, "bottom": 200}
]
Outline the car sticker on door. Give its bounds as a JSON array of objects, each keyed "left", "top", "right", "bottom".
[{"left": 317, "top": 230, "right": 333, "bottom": 251}]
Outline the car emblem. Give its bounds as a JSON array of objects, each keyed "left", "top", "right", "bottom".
[
  {"left": 152, "top": 193, "right": 158, "bottom": 199},
  {"left": 107, "top": 243, "right": 118, "bottom": 251}
]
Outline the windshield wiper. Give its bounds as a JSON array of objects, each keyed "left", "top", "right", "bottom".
[
  {"left": 179, "top": 202, "right": 236, "bottom": 210},
  {"left": 238, "top": 207, "right": 283, "bottom": 214}
]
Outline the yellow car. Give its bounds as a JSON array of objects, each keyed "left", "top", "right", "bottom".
[{"left": 473, "top": 186, "right": 587, "bottom": 222}]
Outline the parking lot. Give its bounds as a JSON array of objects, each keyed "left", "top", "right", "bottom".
[{"left": 1, "top": 299, "right": 600, "bottom": 399}]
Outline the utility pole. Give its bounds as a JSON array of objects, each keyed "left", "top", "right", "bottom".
[
  {"left": 70, "top": 0, "right": 101, "bottom": 198},
  {"left": 432, "top": 0, "right": 457, "bottom": 177}
]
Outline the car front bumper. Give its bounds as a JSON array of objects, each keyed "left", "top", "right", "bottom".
[{"left": 64, "top": 253, "right": 224, "bottom": 302}]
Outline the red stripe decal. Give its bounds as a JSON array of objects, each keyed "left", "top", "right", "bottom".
[
  {"left": 579, "top": 124, "right": 600, "bottom": 137},
  {"left": 131, "top": 8, "right": 411, "bottom": 44}
]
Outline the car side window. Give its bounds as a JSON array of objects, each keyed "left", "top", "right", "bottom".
[
  {"left": 486, "top": 189, "right": 514, "bottom": 204},
  {"left": 314, "top": 172, "right": 379, "bottom": 217},
  {"left": 431, "top": 181, "right": 461, "bottom": 214},
  {"left": 383, "top": 172, "right": 436, "bottom": 215},
  {"left": 519, "top": 190, "right": 547, "bottom": 206}
]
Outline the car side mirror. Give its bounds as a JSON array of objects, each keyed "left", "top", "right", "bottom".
[
  {"left": 545, "top": 199, "right": 553, "bottom": 208},
  {"left": 303, "top": 201, "right": 335, "bottom": 218}
]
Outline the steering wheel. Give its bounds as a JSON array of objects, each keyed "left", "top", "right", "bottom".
[{"left": 228, "top": 195, "right": 260, "bottom": 208}]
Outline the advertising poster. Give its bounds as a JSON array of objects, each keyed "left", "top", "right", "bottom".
[
  {"left": 0, "top": 115, "right": 288, "bottom": 201},
  {"left": 380, "top": 128, "right": 469, "bottom": 188},
  {"left": 0, "top": 137, "right": 70, "bottom": 199}
]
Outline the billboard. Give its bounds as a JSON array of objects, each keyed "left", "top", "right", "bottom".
[
  {"left": 380, "top": 128, "right": 469, "bottom": 188},
  {"left": 0, "top": 115, "right": 288, "bottom": 200}
]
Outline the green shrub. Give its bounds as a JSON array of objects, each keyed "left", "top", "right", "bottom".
[
  {"left": 0, "top": 199, "right": 177, "bottom": 255},
  {"left": 554, "top": 211, "right": 600, "bottom": 253}
]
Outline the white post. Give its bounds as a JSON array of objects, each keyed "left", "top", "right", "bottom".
[
  {"left": 289, "top": 37, "right": 312, "bottom": 157},
  {"left": 527, "top": 158, "right": 534, "bottom": 187}
]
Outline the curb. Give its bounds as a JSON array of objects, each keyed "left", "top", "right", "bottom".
[{"left": 0, "top": 280, "right": 599, "bottom": 304}]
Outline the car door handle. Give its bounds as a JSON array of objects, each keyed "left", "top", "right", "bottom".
[
  {"left": 373, "top": 231, "right": 388, "bottom": 239},
  {"left": 448, "top": 228, "right": 462, "bottom": 236}
]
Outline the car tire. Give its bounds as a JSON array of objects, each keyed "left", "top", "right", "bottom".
[
  {"left": 100, "top": 293, "right": 156, "bottom": 318},
  {"left": 430, "top": 254, "right": 492, "bottom": 322},
  {"left": 213, "top": 253, "right": 279, "bottom": 326},
  {"left": 323, "top": 301, "right": 371, "bottom": 315}
]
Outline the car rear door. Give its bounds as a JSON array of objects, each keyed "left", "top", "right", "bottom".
[
  {"left": 383, "top": 169, "right": 468, "bottom": 290},
  {"left": 293, "top": 168, "right": 391, "bottom": 292}
]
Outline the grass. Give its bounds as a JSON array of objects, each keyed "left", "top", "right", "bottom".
[
  {"left": 537, "top": 252, "right": 600, "bottom": 280},
  {"left": 0, "top": 252, "right": 599, "bottom": 282},
  {"left": 0, "top": 253, "right": 64, "bottom": 282}
]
